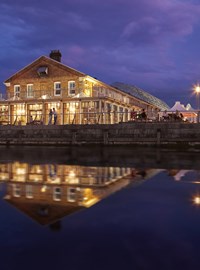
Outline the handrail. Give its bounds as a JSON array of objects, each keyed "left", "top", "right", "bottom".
[{"left": 0, "top": 111, "right": 164, "bottom": 126}]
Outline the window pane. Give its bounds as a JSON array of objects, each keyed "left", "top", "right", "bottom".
[{"left": 54, "top": 83, "right": 61, "bottom": 95}]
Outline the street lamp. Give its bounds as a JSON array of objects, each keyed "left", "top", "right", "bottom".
[{"left": 195, "top": 84, "right": 200, "bottom": 110}]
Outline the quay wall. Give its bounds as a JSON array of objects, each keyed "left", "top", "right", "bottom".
[{"left": 0, "top": 122, "right": 200, "bottom": 146}]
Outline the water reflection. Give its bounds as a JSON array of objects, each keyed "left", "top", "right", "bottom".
[
  {"left": 1, "top": 145, "right": 200, "bottom": 227},
  {"left": 0, "top": 161, "right": 161, "bottom": 225},
  {"left": 1, "top": 146, "right": 200, "bottom": 269},
  {"left": 193, "top": 195, "right": 200, "bottom": 205}
]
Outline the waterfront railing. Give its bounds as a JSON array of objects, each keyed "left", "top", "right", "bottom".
[{"left": 0, "top": 111, "right": 159, "bottom": 126}]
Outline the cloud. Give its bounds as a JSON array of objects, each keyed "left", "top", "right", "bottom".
[
  {"left": 63, "top": 45, "right": 86, "bottom": 66},
  {"left": 121, "top": 0, "right": 200, "bottom": 45},
  {"left": 0, "top": 0, "right": 200, "bottom": 107},
  {"left": 66, "top": 12, "right": 92, "bottom": 30}
]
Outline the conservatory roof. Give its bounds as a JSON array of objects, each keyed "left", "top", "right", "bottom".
[{"left": 111, "top": 82, "right": 169, "bottom": 110}]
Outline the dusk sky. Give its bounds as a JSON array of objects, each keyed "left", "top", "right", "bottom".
[{"left": 1, "top": 0, "right": 200, "bottom": 107}]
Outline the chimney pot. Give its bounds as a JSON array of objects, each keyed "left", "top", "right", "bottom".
[{"left": 49, "top": 50, "right": 62, "bottom": 62}]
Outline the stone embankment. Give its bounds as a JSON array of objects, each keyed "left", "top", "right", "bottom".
[{"left": 0, "top": 122, "right": 200, "bottom": 146}]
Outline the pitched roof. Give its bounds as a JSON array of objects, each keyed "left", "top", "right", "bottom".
[
  {"left": 4, "top": 199, "right": 85, "bottom": 225},
  {"left": 4, "top": 55, "right": 86, "bottom": 83},
  {"left": 111, "top": 82, "right": 169, "bottom": 110}
]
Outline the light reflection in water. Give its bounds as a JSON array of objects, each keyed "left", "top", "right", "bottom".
[
  {"left": 193, "top": 195, "right": 200, "bottom": 205},
  {"left": 0, "top": 162, "right": 158, "bottom": 225},
  {"left": 1, "top": 147, "right": 200, "bottom": 269},
  {"left": 1, "top": 160, "right": 200, "bottom": 225}
]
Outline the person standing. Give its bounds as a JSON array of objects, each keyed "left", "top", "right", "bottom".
[
  {"left": 53, "top": 108, "right": 57, "bottom": 125},
  {"left": 48, "top": 109, "right": 53, "bottom": 125},
  {"left": 130, "top": 108, "right": 136, "bottom": 121},
  {"left": 29, "top": 115, "right": 34, "bottom": 124},
  {"left": 140, "top": 109, "right": 147, "bottom": 121}
]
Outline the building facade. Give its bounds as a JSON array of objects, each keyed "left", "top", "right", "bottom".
[
  {"left": 1, "top": 161, "right": 132, "bottom": 224},
  {"left": 0, "top": 50, "right": 167, "bottom": 126}
]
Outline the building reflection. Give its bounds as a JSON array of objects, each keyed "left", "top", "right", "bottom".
[{"left": 0, "top": 162, "right": 142, "bottom": 225}]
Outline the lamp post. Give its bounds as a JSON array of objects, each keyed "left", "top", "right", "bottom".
[
  {"left": 195, "top": 85, "right": 200, "bottom": 110},
  {"left": 195, "top": 85, "right": 200, "bottom": 123}
]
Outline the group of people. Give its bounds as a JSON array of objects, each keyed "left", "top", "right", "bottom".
[
  {"left": 130, "top": 108, "right": 147, "bottom": 121},
  {"left": 130, "top": 108, "right": 185, "bottom": 122},
  {"left": 162, "top": 110, "right": 184, "bottom": 122},
  {"left": 48, "top": 108, "right": 57, "bottom": 125}
]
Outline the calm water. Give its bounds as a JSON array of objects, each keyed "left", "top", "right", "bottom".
[{"left": 1, "top": 146, "right": 200, "bottom": 270}]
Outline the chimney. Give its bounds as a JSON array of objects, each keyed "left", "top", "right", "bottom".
[{"left": 49, "top": 50, "right": 62, "bottom": 62}]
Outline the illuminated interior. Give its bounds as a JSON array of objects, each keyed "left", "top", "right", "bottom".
[{"left": 0, "top": 162, "right": 131, "bottom": 206}]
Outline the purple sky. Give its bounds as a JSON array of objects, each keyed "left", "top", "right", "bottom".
[{"left": 1, "top": 0, "right": 200, "bottom": 107}]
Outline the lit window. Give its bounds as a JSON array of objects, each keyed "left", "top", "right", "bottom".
[
  {"left": 14, "top": 85, "right": 20, "bottom": 97},
  {"left": 37, "top": 66, "right": 48, "bottom": 76},
  {"left": 27, "top": 84, "right": 34, "bottom": 98},
  {"left": 68, "top": 81, "right": 76, "bottom": 96},
  {"left": 26, "top": 185, "right": 33, "bottom": 198},
  {"left": 54, "top": 82, "right": 61, "bottom": 96},
  {"left": 13, "top": 184, "right": 21, "bottom": 197},
  {"left": 53, "top": 187, "right": 61, "bottom": 201},
  {"left": 67, "top": 187, "right": 76, "bottom": 202}
]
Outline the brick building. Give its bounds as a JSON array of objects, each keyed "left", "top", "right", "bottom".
[
  {"left": 0, "top": 50, "right": 169, "bottom": 125},
  {"left": 1, "top": 161, "right": 132, "bottom": 224}
]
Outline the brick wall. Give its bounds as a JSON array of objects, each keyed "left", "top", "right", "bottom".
[{"left": 0, "top": 122, "right": 200, "bottom": 146}]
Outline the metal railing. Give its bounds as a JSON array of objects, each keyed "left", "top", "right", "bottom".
[
  {"left": 0, "top": 87, "right": 129, "bottom": 103},
  {"left": 0, "top": 111, "right": 160, "bottom": 126}
]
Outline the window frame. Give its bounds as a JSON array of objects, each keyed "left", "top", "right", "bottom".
[
  {"left": 54, "top": 82, "right": 61, "bottom": 96},
  {"left": 13, "top": 184, "right": 21, "bottom": 197},
  {"left": 67, "top": 187, "right": 77, "bottom": 202},
  {"left": 26, "top": 185, "right": 33, "bottom": 199},
  {"left": 14, "top": 85, "right": 20, "bottom": 97},
  {"left": 68, "top": 81, "right": 76, "bottom": 96},
  {"left": 53, "top": 187, "right": 61, "bottom": 201},
  {"left": 27, "top": 84, "right": 34, "bottom": 98},
  {"left": 37, "top": 66, "right": 48, "bottom": 77}
]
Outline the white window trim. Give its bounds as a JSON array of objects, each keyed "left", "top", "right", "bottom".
[
  {"left": 26, "top": 185, "right": 33, "bottom": 199},
  {"left": 13, "top": 184, "right": 20, "bottom": 197},
  {"left": 37, "top": 66, "right": 48, "bottom": 76},
  {"left": 68, "top": 81, "right": 76, "bottom": 96},
  {"left": 27, "top": 84, "right": 34, "bottom": 98},
  {"left": 67, "top": 187, "right": 76, "bottom": 202},
  {"left": 14, "top": 85, "right": 20, "bottom": 97},
  {"left": 54, "top": 82, "right": 61, "bottom": 96},
  {"left": 53, "top": 187, "right": 61, "bottom": 201}
]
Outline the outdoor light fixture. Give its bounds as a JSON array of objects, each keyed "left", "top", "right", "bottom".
[
  {"left": 194, "top": 84, "right": 200, "bottom": 110},
  {"left": 41, "top": 94, "right": 47, "bottom": 99}
]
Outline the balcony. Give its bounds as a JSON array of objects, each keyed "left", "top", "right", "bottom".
[
  {"left": 0, "top": 85, "right": 131, "bottom": 105},
  {"left": 0, "top": 89, "right": 78, "bottom": 101}
]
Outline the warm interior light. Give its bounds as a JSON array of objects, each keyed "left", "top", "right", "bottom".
[
  {"left": 84, "top": 89, "right": 91, "bottom": 96},
  {"left": 16, "top": 168, "right": 26, "bottom": 175},
  {"left": 41, "top": 94, "right": 47, "bottom": 99},
  {"left": 65, "top": 170, "right": 79, "bottom": 184},
  {"left": 69, "top": 106, "right": 76, "bottom": 114},
  {"left": 16, "top": 104, "right": 25, "bottom": 115},
  {"left": 69, "top": 171, "right": 75, "bottom": 177},
  {"left": 0, "top": 175, "right": 8, "bottom": 180},
  {"left": 41, "top": 185, "right": 47, "bottom": 192},
  {"left": 85, "top": 77, "right": 97, "bottom": 83}
]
